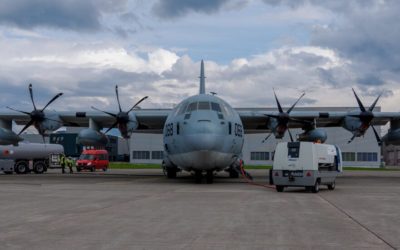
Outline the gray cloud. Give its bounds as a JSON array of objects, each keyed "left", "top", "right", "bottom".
[
  {"left": 152, "top": 0, "right": 232, "bottom": 19},
  {"left": 0, "top": 0, "right": 128, "bottom": 31}
]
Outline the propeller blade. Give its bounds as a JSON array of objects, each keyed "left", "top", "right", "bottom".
[
  {"left": 287, "top": 92, "right": 305, "bottom": 114},
  {"left": 352, "top": 88, "right": 366, "bottom": 112},
  {"left": 369, "top": 93, "right": 382, "bottom": 112},
  {"left": 18, "top": 119, "right": 34, "bottom": 135},
  {"left": 262, "top": 133, "right": 272, "bottom": 143},
  {"left": 28, "top": 84, "right": 37, "bottom": 110},
  {"left": 128, "top": 96, "right": 149, "bottom": 113},
  {"left": 347, "top": 134, "right": 356, "bottom": 144},
  {"left": 6, "top": 106, "right": 30, "bottom": 115},
  {"left": 288, "top": 129, "right": 294, "bottom": 142},
  {"left": 41, "top": 93, "right": 63, "bottom": 111},
  {"left": 104, "top": 121, "right": 119, "bottom": 134},
  {"left": 115, "top": 85, "right": 122, "bottom": 112},
  {"left": 273, "top": 89, "right": 284, "bottom": 114},
  {"left": 371, "top": 125, "right": 382, "bottom": 146},
  {"left": 91, "top": 106, "right": 117, "bottom": 118}
]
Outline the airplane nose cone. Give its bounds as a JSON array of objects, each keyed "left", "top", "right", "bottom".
[
  {"left": 186, "top": 134, "right": 222, "bottom": 151},
  {"left": 185, "top": 121, "right": 223, "bottom": 151}
]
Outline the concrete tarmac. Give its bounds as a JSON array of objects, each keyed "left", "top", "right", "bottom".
[{"left": 0, "top": 169, "right": 399, "bottom": 250}]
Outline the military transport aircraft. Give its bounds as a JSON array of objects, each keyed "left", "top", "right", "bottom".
[{"left": 1, "top": 60, "right": 400, "bottom": 183}]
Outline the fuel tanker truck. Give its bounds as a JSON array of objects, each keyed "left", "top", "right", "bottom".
[{"left": 0, "top": 143, "right": 64, "bottom": 174}]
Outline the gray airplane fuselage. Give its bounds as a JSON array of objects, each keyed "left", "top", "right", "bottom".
[{"left": 163, "top": 94, "right": 244, "bottom": 171}]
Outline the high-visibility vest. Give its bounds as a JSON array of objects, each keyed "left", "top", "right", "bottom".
[{"left": 60, "top": 155, "right": 66, "bottom": 166}]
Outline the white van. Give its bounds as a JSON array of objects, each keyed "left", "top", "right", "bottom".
[{"left": 271, "top": 142, "right": 342, "bottom": 193}]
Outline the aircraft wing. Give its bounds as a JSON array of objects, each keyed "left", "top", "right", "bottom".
[
  {"left": 237, "top": 108, "right": 399, "bottom": 134},
  {"left": 0, "top": 109, "right": 171, "bottom": 133}
]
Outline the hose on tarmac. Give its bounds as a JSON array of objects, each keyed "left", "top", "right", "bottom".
[{"left": 239, "top": 160, "right": 275, "bottom": 189}]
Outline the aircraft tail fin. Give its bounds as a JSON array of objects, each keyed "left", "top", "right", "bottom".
[{"left": 199, "top": 60, "right": 206, "bottom": 94}]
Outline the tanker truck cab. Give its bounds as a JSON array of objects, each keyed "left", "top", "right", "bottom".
[
  {"left": 272, "top": 142, "right": 342, "bottom": 193},
  {"left": 76, "top": 150, "right": 109, "bottom": 172}
]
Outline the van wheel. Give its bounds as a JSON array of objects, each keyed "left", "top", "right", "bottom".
[
  {"left": 276, "top": 185, "right": 284, "bottom": 192},
  {"left": 311, "top": 181, "right": 320, "bottom": 193},
  {"left": 327, "top": 181, "right": 335, "bottom": 190}
]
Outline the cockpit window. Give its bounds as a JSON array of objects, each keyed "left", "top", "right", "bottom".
[
  {"left": 220, "top": 103, "right": 228, "bottom": 115},
  {"left": 198, "top": 101, "right": 210, "bottom": 110},
  {"left": 177, "top": 102, "right": 188, "bottom": 115},
  {"left": 211, "top": 102, "right": 222, "bottom": 112},
  {"left": 187, "top": 102, "right": 198, "bottom": 112}
]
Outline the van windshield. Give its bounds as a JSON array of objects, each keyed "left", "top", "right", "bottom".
[{"left": 79, "top": 154, "right": 94, "bottom": 160}]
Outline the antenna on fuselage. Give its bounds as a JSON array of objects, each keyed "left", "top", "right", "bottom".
[{"left": 199, "top": 60, "right": 206, "bottom": 94}]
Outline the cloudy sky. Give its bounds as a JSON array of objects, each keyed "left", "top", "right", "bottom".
[{"left": 0, "top": 0, "right": 399, "bottom": 114}]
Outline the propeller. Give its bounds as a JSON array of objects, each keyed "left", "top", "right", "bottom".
[
  {"left": 91, "top": 85, "right": 148, "bottom": 138},
  {"left": 347, "top": 88, "right": 382, "bottom": 145},
  {"left": 262, "top": 90, "right": 308, "bottom": 143},
  {"left": 6, "top": 84, "right": 63, "bottom": 139}
]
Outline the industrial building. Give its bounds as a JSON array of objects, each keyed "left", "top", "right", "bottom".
[{"left": 130, "top": 107, "right": 382, "bottom": 168}]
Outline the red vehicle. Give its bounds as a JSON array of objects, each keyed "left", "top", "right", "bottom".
[{"left": 76, "top": 150, "right": 109, "bottom": 172}]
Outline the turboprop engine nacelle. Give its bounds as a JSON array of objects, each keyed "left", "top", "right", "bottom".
[
  {"left": 77, "top": 128, "right": 109, "bottom": 147},
  {"left": 382, "top": 120, "right": 400, "bottom": 145},
  {"left": 0, "top": 128, "right": 22, "bottom": 146},
  {"left": 297, "top": 128, "right": 327, "bottom": 143},
  {"left": 382, "top": 129, "right": 400, "bottom": 145},
  {"left": 35, "top": 113, "right": 63, "bottom": 134},
  {"left": 118, "top": 113, "right": 139, "bottom": 139}
]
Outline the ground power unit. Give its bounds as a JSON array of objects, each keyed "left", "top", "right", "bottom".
[{"left": 271, "top": 142, "right": 342, "bottom": 193}]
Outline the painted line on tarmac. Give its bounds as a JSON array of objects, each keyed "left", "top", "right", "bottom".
[{"left": 318, "top": 194, "right": 397, "bottom": 250}]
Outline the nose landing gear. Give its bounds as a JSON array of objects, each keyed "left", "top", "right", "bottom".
[{"left": 194, "top": 170, "right": 214, "bottom": 184}]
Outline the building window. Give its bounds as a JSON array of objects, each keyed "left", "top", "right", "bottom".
[
  {"left": 152, "top": 151, "right": 164, "bottom": 160},
  {"left": 250, "top": 152, "right": 269, "bottom": 161},
  {"left": 132, "top": 151, "right": 150, "bottom": 160},
  {"left": 357, "top": 152, "right": 378, "bottom": 162},
  {"left": 342, "top": 152, "right": 356, "bottom": 161}
]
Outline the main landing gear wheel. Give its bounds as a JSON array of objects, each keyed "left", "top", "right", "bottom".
[
  {"left": 194, "top": 170, "right": 202, "bottom": 184},
  {"left": 229, "top": 168, "right": 239, "bottom": 178},
  {"left": 167, "top": 168, "right": 177, "bottom": 179},
  {"left": 206, "top": 171, "right": 214, "bottom": 184}
]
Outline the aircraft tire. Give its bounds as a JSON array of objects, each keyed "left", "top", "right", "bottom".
[
  {"left": 229, "top": 168, "right": 239, "bottom": 178},
  {"left": 206, "top": 171, "right": 214, "bottom": 184},
  {"left": 194, "top": 170, "right": 202, "bottom": 183},
  {"left": 167, "top": 168, "right": 177, "bottom": 178}
]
